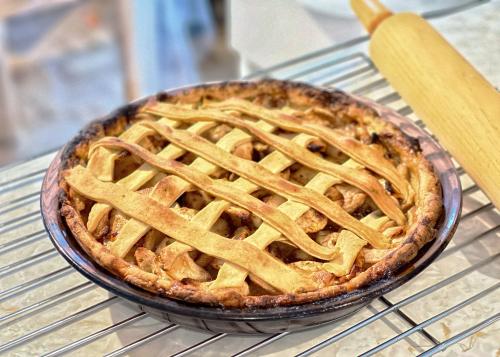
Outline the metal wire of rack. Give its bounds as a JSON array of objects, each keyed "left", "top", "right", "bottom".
[{"left": 0, "top": 1, "right": 498, "bottom": 356}]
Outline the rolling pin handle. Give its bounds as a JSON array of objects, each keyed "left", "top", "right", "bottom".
[{"left": 350, "top": 0, "right": 392, "bottom": 33}]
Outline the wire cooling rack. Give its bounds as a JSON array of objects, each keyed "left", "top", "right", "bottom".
[{"left": 0, "top": 1, "right": 498, "bottom": 355}]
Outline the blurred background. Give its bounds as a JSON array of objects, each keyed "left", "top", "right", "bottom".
[{"left": 0, "top": 0, "right": 483, "bottom": 165}]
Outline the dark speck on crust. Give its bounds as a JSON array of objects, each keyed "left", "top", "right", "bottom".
[
  {"left": 421, "top": 216, "right": 431, "bottom": 226},
  {"left": 121, "top": 102, "right": 142, "bottom": 119},
  {"left": 384, "top": 180, "right": 394, "bottom": 194},
  {"left": 370, "top": 132, "right": 380, "bottom": 144},
  {"left": 405, "top": 135, "right": 422, "bottom": 153},
  {"left": 307, "top": 142, "right": 323, "bottom": 152},
  {"left": 156, "top": 92, "right": 171, "bottom": 101}
]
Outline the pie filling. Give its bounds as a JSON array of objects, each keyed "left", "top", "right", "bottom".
[{"left": 61, "top": 82, "right": 441, "bottom": 306}]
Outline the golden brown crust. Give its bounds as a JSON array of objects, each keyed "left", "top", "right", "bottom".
[{"left": 59, "top": 79, "right": 442, "bottom": 308}]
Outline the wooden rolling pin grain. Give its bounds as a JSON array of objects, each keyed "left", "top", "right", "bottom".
[{"left": 351, "top": 0, "right": 500, "bottom": 208}]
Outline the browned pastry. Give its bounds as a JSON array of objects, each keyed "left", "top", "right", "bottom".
[{"left": 59, "top": 80, "right": 442, "bottom": 307}]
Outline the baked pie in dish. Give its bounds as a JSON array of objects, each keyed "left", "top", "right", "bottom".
[{"left": 59, "top": 80, "right": 442, "bottom": 308}]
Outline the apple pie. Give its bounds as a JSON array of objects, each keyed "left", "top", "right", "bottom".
[{"left": 59, "top": 80, "right": 442, "bottom": 307}]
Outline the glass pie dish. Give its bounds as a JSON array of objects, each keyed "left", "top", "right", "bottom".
[{"left": 41, "top": 80, "right": 461, "bottom": 333}]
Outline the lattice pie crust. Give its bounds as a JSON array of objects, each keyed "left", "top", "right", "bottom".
[{"left": 60, "top": 80, "right": 442, "bottom": 307}]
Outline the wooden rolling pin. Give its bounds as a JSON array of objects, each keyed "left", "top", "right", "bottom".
[{"left": 351, "top": 0, "right": 500, "bottom": 208}]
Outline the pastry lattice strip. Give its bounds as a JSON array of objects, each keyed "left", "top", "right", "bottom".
[
  {"left": 88, "top": 119, "right": 372, "bottom": 251},
  {"left": 66, "top": 166, "right": 319, "bottom": 293},
  {"left": 82, "top": 114, "right": 336, "bottom": 291},
  {"left": 86, "top": 121, "right": 210, "bottom": 225},
  {"left": 138, "top": 120, "right": 391, "bottom": 248},
  {"left": 140, "top": 103, "right": 402, "bottom": 291},
  {"left": 87, "top": 111, "right": 390, "bottom": 251},
  {"left": 208, "top": 99, "right": 411, "bottom": 202},
  {"left": 79, "top": 99, "right": 402, "bottom": 293},
  {"left": 93, "top": 135, "right": 342, "bottom": 260},
  {"left": 145, "top": 103, "right": 406, "bottom": 225},
  {"left": 87, "top": 117, "right": 321, "bottom": 256}
]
